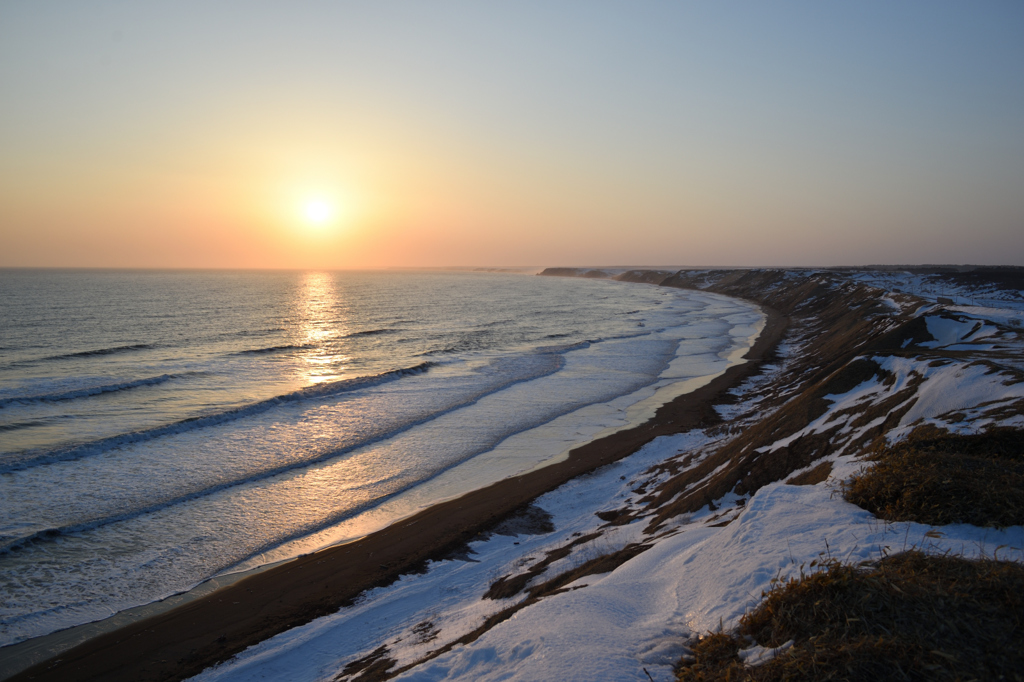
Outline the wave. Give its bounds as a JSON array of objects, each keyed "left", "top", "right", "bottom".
[
  {"left": 2, "top": 343, "right": 157, "bottom": 370},
  {"left": 473, "top": 318, "right": 516, "bottom": 329},
  {"left": 38, "top": 343, "right": 155, "bottom": 362},
  {"left": 230, "top": 344, "right": 313, "bottom": 356},
  {"left": 416, "top": 329, "right": 504, "bottom": 356},
  {"left": 218, "top": 327, "right": 285, "bottom": 338},
  {"left": 0, "top": 362, "right": 437, "bottom": 475},
  {"left": 213, "top": 337, "right": 679, "bottom": 573},
  {"left": 418, "top": 345, "right": 478, "bottom": 357},
  {"left": 344, "top": 328, "right": 398, "bottom": 338},
  {"left": 0, "top": 374, "right": 179, "bottom": 409},
  {"left": 0, "top": 350, "right": 575, "bottom": 557},
  {"left": 0, "top": 419, "right": 50, "bottom": 433},
  {"left": 536, "top": 339, "right": 596, "bottom": 354}
]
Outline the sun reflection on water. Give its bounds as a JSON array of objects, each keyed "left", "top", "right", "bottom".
[{"left": 296, "top": 272, "right": 350, "bottom": 385}]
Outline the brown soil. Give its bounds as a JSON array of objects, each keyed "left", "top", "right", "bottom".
[{"left": 786, "top": 461, "right": 833, "bottom": 486}]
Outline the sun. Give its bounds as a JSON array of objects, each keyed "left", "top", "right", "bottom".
[{"left": 303, "top": 200, "right": 333, "bottom": 225}]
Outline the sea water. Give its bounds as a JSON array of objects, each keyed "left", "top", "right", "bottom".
[{"left": 0, "top": 269, "right": 762, "bottom": 649}]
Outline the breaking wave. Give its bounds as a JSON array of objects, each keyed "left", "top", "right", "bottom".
[
  {"left": 0, "top": 374, "right": 179, "bottom": 409},
  {"left": 38, "top": 343, "right": 155, "bottom": 362},
  {"left": 230, "top": 344, "right": 313, "bottom": 356},
  {"left": 344, "top": 328, "right": 399, "bottom": 338}
]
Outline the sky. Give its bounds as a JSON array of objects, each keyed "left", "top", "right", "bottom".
[{"left": 1, "top": 1, "right": 1022, "bottom": 269}]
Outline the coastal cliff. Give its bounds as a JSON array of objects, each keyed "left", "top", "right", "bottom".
[{"left": 10, "top": 268, "right": 1023, "bottom": 682}]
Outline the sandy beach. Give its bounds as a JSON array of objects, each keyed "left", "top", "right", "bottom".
[{"left": 7, "top": 302, "right": 787, "bottom": 682}]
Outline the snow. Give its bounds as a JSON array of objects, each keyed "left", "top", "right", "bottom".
[
  {"left": 755, "top": 350, "right": 1024, "bottom": 458},
  {"left": 878, "top": 295, "right": 902, "bottom": 313},
  {"left": 842, "top": 271, "right": 1024, "bottom": 312},
  {"left": 921, "top": 315, "right": 996, "bottom": 348},
  {"left": 879, "top": 356, "right": 1024, "bottom": 438},
  {"left": 948, "top": 305, "right": 1024, "bottom": 329},
  {"left": 390, "top": 481, "right": 1022, "bottom": 682}
]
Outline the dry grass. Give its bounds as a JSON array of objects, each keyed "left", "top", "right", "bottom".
[
  {"left": 844, "top": 427, "right": 1024, "bottom": 528},
  {"left": 676, "top": 552, "right": 1024, "bottom": 681}
]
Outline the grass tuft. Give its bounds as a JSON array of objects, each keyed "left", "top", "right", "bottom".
[
  {"left": 676, "top": 552, "right": 1024, "bottom": 681},
  {"left": 843, "top": 426, "right": 1024, "bottom": 527}
]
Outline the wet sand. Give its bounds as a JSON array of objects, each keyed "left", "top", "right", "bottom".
[{"left": 8, "top": 305, "right": 786, "bottom": 682}]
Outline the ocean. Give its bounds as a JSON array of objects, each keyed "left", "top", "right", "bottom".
[{"left": 0, "top": 269, "right": 762, "bottom": 649}]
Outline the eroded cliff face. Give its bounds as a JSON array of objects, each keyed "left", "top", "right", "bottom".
[
  {"left": 646, "top": 269, "right": 918, "bottom": 527},
  {"left": 543, "top": 267, "right": 1024, "bottom": 531}
]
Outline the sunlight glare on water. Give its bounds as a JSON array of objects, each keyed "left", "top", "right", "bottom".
[{"left": 297, "top": 272, "right": 349, "bottom": 384}]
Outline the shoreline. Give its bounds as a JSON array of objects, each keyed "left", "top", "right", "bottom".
[
  {"left": 7, "top": 302, "right": 787, "bottom": 682},
  {"left": 2, "top": 288, "right": 758, "bottom": 680}
]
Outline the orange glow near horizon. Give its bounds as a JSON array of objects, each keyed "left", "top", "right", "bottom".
[{"left": 2, "top": 4, "right": 1022, "bottom": 268}]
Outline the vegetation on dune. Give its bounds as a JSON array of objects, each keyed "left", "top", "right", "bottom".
[
  {"left": 564, "top": 270, "right": 1024, "bottom": 681},
  {"left": 844, "top": 426, "right": 1024, "bottom": 528},
  {"left": 677, "top": 427, "right": 1024, "bottom": 680},
  {"left": 676, "top": 552, "right": 1024, "bottom": 682}
]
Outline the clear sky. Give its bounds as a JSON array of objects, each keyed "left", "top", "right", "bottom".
[{"left": 2, "top": 1, "right": 1022, "bottom": 268}]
